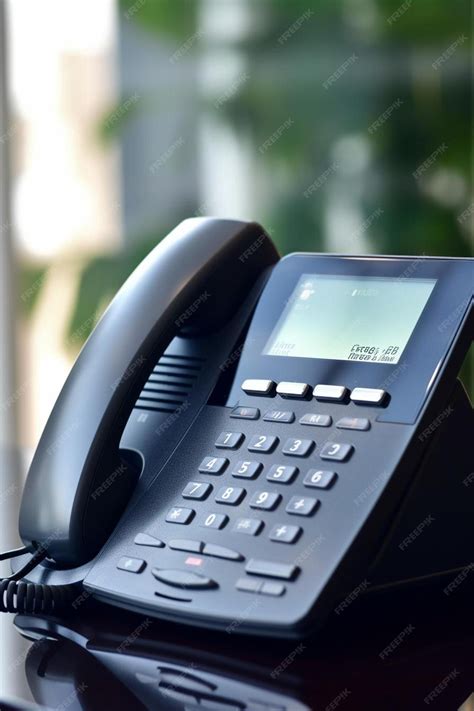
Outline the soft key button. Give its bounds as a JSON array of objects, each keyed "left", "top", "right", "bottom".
[
  {"left": 350, "top": 387, "right": 387, "bottom": 405},
  {"left": 152, "top": 569, "right": 217, "bottom": 590},
  {"left": 313, "top": 384, "right": 347, "bottom": 401},
  {"left": 276, "top": 382, "right": 310, "bottom": 398},
  {"left": 241, "top": 379, "right": 275, "bottom": 396}
]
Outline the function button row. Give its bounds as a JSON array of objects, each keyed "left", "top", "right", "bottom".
[
  {"left": 211, "top": 433, "right": 354, "bottom": 461},
  {"left": 241, "top": 380, "right": 387, "bottom": 405},
  {"left": 236, "top": 577, "right": 286, "bottom": 597}
]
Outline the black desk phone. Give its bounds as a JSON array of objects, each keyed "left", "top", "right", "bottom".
[{"left": 2, "top": 218, "right": 473, "bottom": 637}]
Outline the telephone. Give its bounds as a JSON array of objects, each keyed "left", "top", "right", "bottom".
[{"left": 2, "top": 218, "right": 473, "bottom": 637}]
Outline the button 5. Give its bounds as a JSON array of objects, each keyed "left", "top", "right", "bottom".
[
  {"left": 266, "top": 464, "right": 298, "bottom": 484},
  {"left": 232, "top": 460, "right": 263, "bottom": 479}
]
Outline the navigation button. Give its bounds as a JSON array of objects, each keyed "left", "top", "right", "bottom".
[
  {"left": 276, "top": 382, "right": 310, "bottom": 398},
  {"left": 336, "top": 416, "right": 370, "bottom": 430},
  {"left": 242, "top": 379, "right": 275, "bottom": 396},
  {"left": 168, "top": 539, "right": 203, "bottom": 553},
  {"left": 261, "top": 581, "right": 286, "bottom": 596},
  {"left": 236, "top": 577, "right": 261, "bottom": 593},
  {"left": 117, "top": 557, "right": 146, "bottom": 573},
  {"left": 134, "top": 533, "right": 165, "bottom": 548},
  {"left": 245, "top": 559, "right": 299, "bottom": 580},
  {"left": 350, "top": 387, "right": 387, "bottom": 405},
  {"left": 152, "top": 568, "right": 217, "bottom": 590},
  {"left": 203, "top": 544, "right": 243, "bottom": 561},
  {"left": 300, "top": 413, "right": 332, "bottom": 427},
  {"left": 313, "top": 384, "right": 347, "bottom": 401}
]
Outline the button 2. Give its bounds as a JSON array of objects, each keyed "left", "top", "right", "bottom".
[
  {"left": 320, "top": 442, "right": 354, "bottom": 461},
  {"left": 248, "top": 434, "right": 279, "bottom": 453}
]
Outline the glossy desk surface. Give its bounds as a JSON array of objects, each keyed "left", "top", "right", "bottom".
[{"left": 1, "top": 577, "right": 473, "bottom": 711}]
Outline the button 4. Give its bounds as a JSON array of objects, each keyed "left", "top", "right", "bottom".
[
  {"left": 320, "top": 442, "right": 354, "bottom": 461},
  {"left": 303, "top": 469, "right": 337, "bottom": 489},
  {"left": 198, "top": 456, "right": 228, "bottom": 475}
]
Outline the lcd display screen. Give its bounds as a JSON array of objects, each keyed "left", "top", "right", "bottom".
[{"left": 264, "top": 274, "right": 436, "bottom": 364}]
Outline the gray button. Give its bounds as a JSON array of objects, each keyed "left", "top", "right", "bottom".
[
  {"left": 182, "top": 481, "right": 212, "bottom": 500},
  {"left": 152, "top": 568, "right": 217, "bottom": 589},
  {"left": 245, "top": 559, "right": 299, "bottom": 580},
  {"left": 117, "top": 556, "right": 146, "bottom": 573},
  {"left": 269, "top": 524, "right": 302, "bottom": 544},
  {"left": 286, "top": 496, "right": 319, "bottom": 516},
  {"left": 266, "top": 464, "right": 298, "bottom": 484},
  {"left": 230, "top": 406, "right": 260, "bottom": 420},
  {"left": 232, "top": 460, "right": 263, "bottom": 479},
  {"left": 303, "top": 469, "right": 337, "bottom": 489},
  {"left": 336, "top": 416, "right": 370, "bottom": 431},
  {"left": 242, "top": 379, "right": 275, "bottom": 396},
  {"left": 249, "top": 491, "right": 281, "bottom": 510},
  {"left": 203, "top": 544, "right": 243, "bottom": 561},
  {"left": 276, "top": 381, "right": 310, "bottom": 398},
  {"left": 261, "top": 581, "right": 286, "bottom": 596},
  {"left": 215, "top": 486, "right": 245, "bottom": 505},
  {"left": 166, "top": 507, "right": 195, "bottom": 524},
  {"left": 300, "top": 413, "right": 332, "bottom": 427},
  {"left": 134, "top": 533, "right": 165, "bottom": 548},
  {"left": 282, "top": 438, "right": 315, "bottom": 457},
  {"left": 320, "top": 442, "right": 354, "bottom": 461},
  {"left": 168, "top": 539, "right": 203, "bottom": 553},
  {"left": 198, "top": 456, "right": 228, "bottom": 475},
  {"left": 313, "top": 384, "right": 347, "bottom": 401},
  {"left": 234, "top": 518, "right": 263, "bottom": 535},
  {"left": 248, "top": 434, "right": 279, "bottom": 453},
  {"left": 200, "top": 512, "right": 228, "bottom": 529},
  {"left": 236, "top": 577, "right": 261, "bottom": 593},
  {"left": 215, "top": 431, "right": 244, "bottom": 449},
  {"left": 350, "top": 387, "right": 386, "bottom": 405},
  {"left": 263, "top": 410, "right": 295, "bottom": 423}
]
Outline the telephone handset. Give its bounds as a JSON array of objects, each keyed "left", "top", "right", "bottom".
[{"left": 2, "top": 217, "right": 473, "bottom": 638}]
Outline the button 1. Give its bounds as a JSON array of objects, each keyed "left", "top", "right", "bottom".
[
  {"left": 230, "top": 406, "right": 260, "bottom": 420},
  {"left": 232, "top": 460, "right": 263, "bottom": 479},
  {"left": 286, "top": 496, "right": 319, "bottom": 516},
  {"left": 263, "top": 410, "right": 295, "bottom": 423},
  {"left": 200, "top": 512, "right": 228, "bottom": 529},
  {"left": 248, "top": 434, "right": 279, "bottom": 453},
  {"left": 198, "top": 456, "right": 228, "bottom": 475},
  {"left": 166, "top": 507, "right": 195, "bottom": 524},
  {"left": 336, "top": 416, "right": 370, "bottom": 431},
  {"left": 320, "top": 442, "right": 354, "bottom": 461},
  {"left": 234, "top": 518, "right": 263, "bottom": 535},
  {"left": 300, "top": 413, "right": 332, "bottom": 427},
  {"left": 350, "top": 387, "right": 387, "bottom": 405},
  {"left": 168, "top": 539, "right": 203, "bottom": 553},
  {"left": 282, "top": 438, "right": 315, "bottom": 457},
  {"left": 245, "top": 559, "right": 299, "bottom": 581},
  {"left": 203, "top": 544, "right": 243, "bottom": 561},
  {"left": 117, "top": 557, "right": 146, "bottom": 573},
  {"left": 266, "top": 464, "right": 298, "bottom": 484},
  {"left": 182, "top": 481, "right": 212, "bottom": 500},
  {"left": 215, "top": 486, "right": 245, "bottom": 505},
  {"left": 134, "top": 533, "right": 165, "bottom": 548},
  {"left": 261, "top": 581, "right": 286, "bottom": 596},
  {"left": 276, "top": 382, "right": 310, "bottom": 398},
  {"left": 241, "top": 379, "right": 275, "bottom": 396},
  {"left": 249, "top": 491, "right": 281, "bottom": 511},
  {"left": 269, "top": 524, "right": 302, "bottom": 544},
  {"left": 304, "top": 469, "right": 337, "bottom": 488},
  {"left": 152, "top": 568, "right": 217, "bottom": 590},
  {"left": 313, "top": 384, "right": 347, "bottom": 401},
  {"left": 215, "top": 432, "right": 244, "bottom": 449},
  {"left": 236, "top": 577, "right": 261, "bottom": 593}
]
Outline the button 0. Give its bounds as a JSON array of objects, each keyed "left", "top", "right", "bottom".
[
  {"left": 152, "top": 568, "right": 217, "bottom": 590},
  {"left": 242, "top": 379, "right": 275, "bottom": 396},
  {"left": 200, "top": 512, "right": 228, "bottom": 529},
  {"left": 320, "top": 442, "right": 353, "bottom": 462},
  {"left": 230, "top": 406, "right": 260, "bottom": 420},
  {"left": 300, "top": 413, "right": 332, "bottom": 427},
  {"left": 303, "top": 469, "right": 337, "bottom": 489},
  {"left": 263, "top": 410, "right": 295, "bottom": 423},
  {"left": 313, "top": 384, "right": 347, "bottom": 401},
  {"left": 117, "top": 556, "right": 146, "bottom": 573},
  {"left": 245, "top": 559, "right": 299, "bottom": 581},
  {"left": 276, "top": 382, "right": 310, "bottom": 398},
  {"left": 350, "top": 387, "right": 387, "bottom": 405},
  {"left": 336, "top": 416, "right": 370, "bottom": 431},
  {"left": 215, "top": 432, "right": 244, "bottom": 449}
]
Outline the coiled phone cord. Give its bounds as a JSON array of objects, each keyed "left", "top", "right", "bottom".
[{"left": 0, "top": 546, "right": 78, "bottom": 614}]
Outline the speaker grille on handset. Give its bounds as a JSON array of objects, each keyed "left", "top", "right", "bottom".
[{"left": 134, "top": 352, "right": 205, "bottom": 414}]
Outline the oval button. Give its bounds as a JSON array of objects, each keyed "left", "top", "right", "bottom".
[{"left": 152, "top": 568, "right": 217, "bottom": 590}]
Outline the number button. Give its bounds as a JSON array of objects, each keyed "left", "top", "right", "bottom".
[
  {"left": 232, "top": 460, "right": 263, "bottom": 479},
  {"left": 266, "top": 465, "right": 298, "bottom": 484},
  {"left": 269, "top": 524, "right": 302, "bottom": 544},
  {"left": 248, "top": 434, "right": 279, "bottom": 453},
  {"left": 200, "top": 513, "right": 228, "bottom": 530},
  {"left": 303, "top": 470, "right": 337, "bottom": 489},
  {"left": 215, "top": 486, "right": 245, "bottom": 505},
  {"left": 249, "top": 491, "right": 281, "bottom": 511},
  {"left": 215, "top": 432, "right": 244, "bottom": 449},
  {"left": 182, "top": 481, "right": 212, "bottom": 500},
  {"left": 286, "top": 496, "right": 319, "bottom": 516},
  {"left": 299, "top": 413, "right": 332, "bottom": 427},
  {"left": 282, "top": 438, "right": 314, "bottom": 457},
  {"left": 198, "top": 456, "right": 228, "bottom": 475},
  {"left": 166, "top": 507, "right": 195, "bottom": 524},
  {"left": 320, "top": 442, "right": 354, "bottom": 461},
  {"left": 234, "top": 518, "right": 263, "bottom": 535},
  {"left": 263, "top": 410, "right": 295, "bottom": 423}
]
